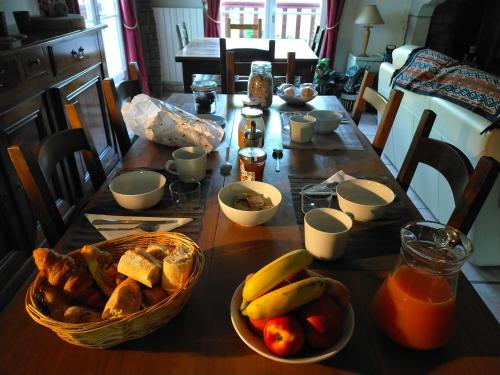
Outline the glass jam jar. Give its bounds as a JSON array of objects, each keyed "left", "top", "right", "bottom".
[
  {"left": 192, "top": 80, "right": 217, "bottom": 114},
  {"left": 238, "top": 147, "right": 267, "bottom": 181},
  {"left": 248, "top": 61, "right": 273, "bottom": 109},
  {"left": 238, "top": 107, "right": 264, "bottom": 148},
  {"left": 371, "top": 221, "right": 473, "bottom": 350}
]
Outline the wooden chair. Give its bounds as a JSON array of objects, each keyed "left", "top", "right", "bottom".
[
  {"left": 7, "top": 102, "right": 106, "bottom": 247},
  {"left": 220, "top": 38, "right": 276, "bottom": 94},
  {"left": 397, "top": 109, "right": 500, "bottom": 234},
  {"left": 176, "top": 22, "right": 189, "bottom": 49},
  {"left": 225, "top": 17, "right": 262, "bottom": 38},
  {"left": 352, "top": 70, "right": 404, "bottom": 155},
  {"left": 102, "top": 62, "right": 143, "bottom": 156},
  {"left": 226, "top": 50, "right": 295, "bottom": 94}
]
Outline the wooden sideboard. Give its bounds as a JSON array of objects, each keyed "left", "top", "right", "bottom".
[{"left": 0, "top": 25, "right": 119, "bottom": 307}]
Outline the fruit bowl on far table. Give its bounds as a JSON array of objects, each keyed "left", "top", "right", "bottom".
[
  {"left": 277, "top": 84, "right": 318, "bottom": 106},
  {"left": 230, "top": 280, "right": 355, "bottom": 364}
]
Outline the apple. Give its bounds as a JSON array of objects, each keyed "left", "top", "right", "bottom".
[
  {"left": 286, "top": 269, "right": 310, "bottom": 283},
  {"left": 299, "top": 295, "right": 343, "bottom": 349},
  {"left": 263, "top": 316, "right": 304, "bottom": 357},
  {"left": 248, "top": 317, "right": 269, "bottom": 336}
]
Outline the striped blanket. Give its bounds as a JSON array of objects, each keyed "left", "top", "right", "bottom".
[{"left": 392, "top": 48, "right": 500, "bottom": 133}]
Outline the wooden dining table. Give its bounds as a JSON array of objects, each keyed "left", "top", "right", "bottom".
[
  {"left": 0, "top": 94, "right": 499, "bottom": 375},
  {"left": 175, "top": 38, "right": 319, "bottom": 93}
]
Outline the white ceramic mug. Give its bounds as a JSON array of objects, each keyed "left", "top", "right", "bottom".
[
  {"left": 290, "top": 115, "right": 316, "bottom": 143},
  {"left": 165, "top": 146, "right": 207, "bottom": 182},
  {"left": 304, "top": 208, "right": 353, "bottom": 261}
]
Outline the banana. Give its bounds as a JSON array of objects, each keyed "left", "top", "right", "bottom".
[
  {"left": 324, "top": 277, "right": 350, "bottom": 308},
  {"left": 241, "top": 276, "right": 326, "bottom": 319},
  {"left": 240, "top": 249, "right": 313, "bottom": 310}
]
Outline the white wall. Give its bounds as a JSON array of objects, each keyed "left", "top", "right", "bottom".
[
  {"left": 0, "top": 0, "right": 39, "bottom": 31},
  {"left": 334, "top": 0, "right": 412, "bottom": 72}
]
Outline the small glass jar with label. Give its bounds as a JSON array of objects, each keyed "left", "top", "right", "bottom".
[
  {"left": 238, "top": 107, "right": 264, "bottom": 148},
  {"left": 192, "top": 80, "right": 217, "bottom": 114},
  {"left": 238, "top": 147, "right": 267, "bottom": 181}
]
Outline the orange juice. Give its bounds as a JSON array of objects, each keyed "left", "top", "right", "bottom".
[{"left": 371, "top": 265, "right": 455, "bottom": 350}]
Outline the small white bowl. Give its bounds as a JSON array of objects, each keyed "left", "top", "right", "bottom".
[
  {"left": 109, "top": 170, "right": 166, "bottom": 210},
  {"left": 336, "top": 179, "right": 395, "bottom": 221},
  {"left": 308, "top": 110, "right": 342, "bottom": 134},
  {"left": 218, "top": 181, "right": 282, "bottom": 226}
]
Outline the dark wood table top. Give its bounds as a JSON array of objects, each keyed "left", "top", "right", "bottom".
[
  {"left": 175, "top": 37, "right": 318, "bottom": 62},
  {"left": 1, "top": 94, "right": 499, "bottom": 375}
]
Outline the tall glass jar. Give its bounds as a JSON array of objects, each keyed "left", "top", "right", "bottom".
[
  {"left": 192, "top": 80, "right": 217, "bottom": 114},
  {"left": 371, "top": 221, "right": 473, "bottom": 350},
  {"left": 238, "top": 107, "right": 264, "bottom": 148},
  {"left": 248, "top": 61, "right": 273, "bottom": 109}
]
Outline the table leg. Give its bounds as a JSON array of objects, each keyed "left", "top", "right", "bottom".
[{"left": 182, "top": 63, "right": 193, "bottom": 93}]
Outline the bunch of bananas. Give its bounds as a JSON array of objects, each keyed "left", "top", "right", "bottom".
[{"left": 240, "top": 249, "right": 349, "bottom": 319}]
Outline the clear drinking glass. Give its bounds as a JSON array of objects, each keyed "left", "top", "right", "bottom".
[
  {"left": 169, "top": 180, "right": 201, "bottom": 210},
  {"left": 371, "top": 221, "right": 473, "bottom": 350},
  {"left": 301, "top": 184, "right": 334, "bottom": 214}
]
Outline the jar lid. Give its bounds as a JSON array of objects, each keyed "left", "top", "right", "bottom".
[
  {"left": 241, "top": 107, "right": 263, "bottom": 118},
  {"left": 242, "top": 97, "right": 262, "bottom": 108},
  {"left": 238, "top": 147, "right": 267, "bottom": 162},
  {"left": 250, "top": 61, "right": 272, "bottom": 74},
  {"left": 191, "top": 80, "right": 217, "bottom": 92}
]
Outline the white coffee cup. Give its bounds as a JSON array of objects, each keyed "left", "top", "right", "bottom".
[
  {"left": 165, "top": 146, "right": 207, "bottom": 182},
  {"left": 290, "top": 115, "right": 316, "bottom": 143},
  {"left": 304, "top": 208, "right": 353, "bottom": 261}
]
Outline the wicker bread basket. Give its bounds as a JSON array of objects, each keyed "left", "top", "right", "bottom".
[{"left": 25, "top": 232, "right": 204, "bottom": 349}]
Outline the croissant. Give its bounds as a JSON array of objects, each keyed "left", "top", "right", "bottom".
[
  {"left": 63, "top": 306, "right": 102, "bottom": 324},
  {"left": 33, "top": 248, "right": 105, "bottom": 309},
  {"left": 37, "top": 284, "right": 69, "bottom": 321}
]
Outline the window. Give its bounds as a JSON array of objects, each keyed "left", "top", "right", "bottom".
[
  {"left": 79, "top": 0, "right": 127, "bottom": 80},
  {"left": 220, "top": 0, "right": 323, "bottom": 44}
]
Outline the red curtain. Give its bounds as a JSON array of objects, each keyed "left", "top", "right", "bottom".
[
  {"left": 321, "top": 0, "right": 345, "bottom": 66},
  {"left": 119, "top": 0, "right": 150, "bottom": 94},
  {"left": 204, "top": 0, "right": 221, "bottom": 37}
]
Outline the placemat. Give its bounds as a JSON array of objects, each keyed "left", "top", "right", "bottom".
[
  {"left": 62, "top": 169, "right": 212, "bottom": 251},
  {"left": 280, "top": 112, "right": 364, "bottom": 151}
]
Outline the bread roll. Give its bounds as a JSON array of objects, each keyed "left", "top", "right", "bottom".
[
  {"left": 117, "top": 248, "right": 162, "bottom": 287},
  {"left": 145, "top": 244, "right": 168, "bottom": 261},
  {"left": 64, "top": 306, "right": 102, "bottom": 323},
  {"left": 142, "top": 286, "right": 169, "bottom": 307},
  {"left": 301, "top": 87, "right": 315, "bottom": 98},
  {"left": 102, "top": 278, "right": 142, "bottom": 319},
  {"left": 81, "top": 245, "right": 118, "bottom": 297},
  {"left": 161, "top": 245, "right": 193, "bottom": 293},
  {"left": 284, "top": 86, "right": 296, "bottom": 97}
]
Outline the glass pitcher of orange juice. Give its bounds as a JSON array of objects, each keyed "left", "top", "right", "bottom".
[{"left": 371, "top": 221, "right": 472, "bottom": 350}]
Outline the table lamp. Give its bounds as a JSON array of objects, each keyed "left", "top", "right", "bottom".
[{"left": 355, "top": 5, "right": 384, "bottom": 57}]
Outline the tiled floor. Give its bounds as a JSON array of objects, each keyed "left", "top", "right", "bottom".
[{"left": 358, "top": 112, "right": 500, "bottom": 324}]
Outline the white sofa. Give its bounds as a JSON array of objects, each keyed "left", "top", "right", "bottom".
[{"left": 378, "top": 45, "right": 500, "bottom": 266}]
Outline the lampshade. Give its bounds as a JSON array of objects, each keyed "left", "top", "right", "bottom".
[{"left": 355, "top": 5, "right": 384, "bottom": 25}]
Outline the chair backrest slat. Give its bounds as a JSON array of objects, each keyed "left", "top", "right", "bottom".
[
  {"left": 225, "top": 18, "right": 262, "bottom": 38},
  {"left": 396, "top": 109, "right": 499, "bottom": 233}
]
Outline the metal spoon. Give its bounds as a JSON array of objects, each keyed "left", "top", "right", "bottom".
[
  {"left": 96, "top": 223, "right": 160, "bottom": 232},
  {"left": 272, "top": 148, "right": 283, "bottom": 172},
  {"left": 220, "top": 146, "right": 232, "bottom": 175}
]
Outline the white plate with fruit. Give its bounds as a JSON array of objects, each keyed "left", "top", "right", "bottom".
[
  {"left": 230, "top": 249, "right": 355, "bottom": 364},
  {"left": 277, "top": 84, "right": 318, "bottom": 106}
]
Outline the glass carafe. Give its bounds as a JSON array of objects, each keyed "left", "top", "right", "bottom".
[{"left": 371, "top": 221, "right": 472, "bottom": 350}]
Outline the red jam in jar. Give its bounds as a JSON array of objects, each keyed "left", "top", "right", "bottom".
[{"left": 238, "top": 147, "right": 267, "bottom": 181}]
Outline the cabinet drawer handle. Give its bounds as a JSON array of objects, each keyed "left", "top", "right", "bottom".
[
  {"left": 31, "top": 57, "right": 41, "bottom": 65},
  {"left": 71, "top": 47, "right": 85, "bottom": 60}
]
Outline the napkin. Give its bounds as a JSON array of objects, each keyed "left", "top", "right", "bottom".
[
  {"left": 85, "top": 214, "right": 193, "bottom": 240},
  {"left": 121, "top": 94, "right": 224, "bottom": 152},
  {"left": 304, "top": 170, "right": 355, "bottom": 194}
]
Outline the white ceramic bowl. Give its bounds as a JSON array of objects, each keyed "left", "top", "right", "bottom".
[
  {"left": 218, "top": 181, "right": 282, "bottom": 226},
  {"left": 109, "top": 170, "right": 166, "bottom": 210},
  {"left": 230, "top": 279, "right": 355, "bottom": 364},
  {"left": 336, "top": 179, "right": 395, "bottom": 221},
  {"left": 308, "top": 110, "right": 342, "bottom": 134}
]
